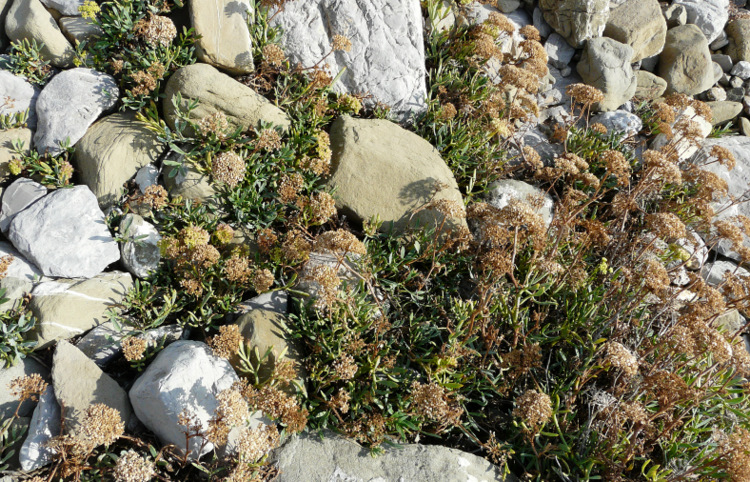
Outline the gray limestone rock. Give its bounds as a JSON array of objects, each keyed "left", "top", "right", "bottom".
[
  {"left": 270, "top": 430, "right": 513, "bottom": 482},
  {"left": 129, "top": 341, "right": 239, "bottom": 459},
  {"left": 8, "top": 186, "right": 120, "bottom": 278},
  {"left": 119, "top": 214, "right": 161, "bottom": 279},
  {"left": 702, "top": 260, "right": 750, "bottom": 286},
  {"left": 134, "top": 164, "right": 159, "bottom": 193},
  {"left": 76, "top": 321, "right": 183, "bottom": 366},
  {"left": 0, "top": 70, "right": 40, "bottom": 129},
  {"left": 52, "top": 340, "right": 132, "bottom": 434},
  {"left": 236, "top": 290, "right": 289, "bottom": 315},
  {"left": 545, "top": 33, "right": 575, "bottom": 69},
  {"left": 707, "top": 86, "right": 728, "bottom": 101},
  {"left": 163, "top": 161, "right": 216, "bottom": 203},
  {"left": 0, "top": 177, "right": 46, "bottom": 234},
  {"left": 58, "top": 16, "right": 103, "bottom": 45},
  {"left": 74, "top": 111, "right": 162, "bottom": 207},
  {"left": 270, "top": 0, "right": 427, "bottom": 119},
  {"left": 713, "top": 54, "right": 734, "bottom": 72},
  {"left": 5, "top": 0, "right": 76, "bottom": 68},
  {"left": 659, "top": 25, "right": 715, "bottom": 96},
  {"left": 673, "top": 0, "right": 729, "bottom": 44},
  {"left": 576, "top": 36, "right": 637, "bottom": 111},
  {"left": 604, "top": 0, "right": 666, "bottom": 62},
  {"left": 40, "top": 0, "right": 84, "bottom": 16},
  {"left": 29, "top": 271, "right": 133, "bottom": 348},
  {"left": 533, "top": 7, "right": 553, "bottom": 39},
  {"left": 18, "top": 385, "right": 60, "bottom": 471},
  {"left": 190, "top": 0, "right": 253, "bottom": 74},
  {"left": 716, "top": 309, "right": 747, "bottom": 334},
  {"left": 0, "top": 356, "right": 48, "bottom": 419},
  {"left": 539, "top": 0, "right": 610, "bottom": 48},
  {"left": 732, "top": 60, "right": 750, "bottom": 80},
  {"left": 663, "top": 3, "right": 688, "bottom": 28},
  {"left": 591, "top": 110, "right": 643, "bottom": 137},
  {"left": 33, "top": 68, "right": 118, "bottom": 156},
  {"left": 325, "top": 115, "right": 466, "bottom": 233}
]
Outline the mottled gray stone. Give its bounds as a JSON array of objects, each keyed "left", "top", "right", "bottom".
[
  {"left": 707, "top": 100, "right": 743, "bottom": 126},
  {"left": 236, "top": 290, "right": 289, "bottom": 315},
  {"left": 635, "top": 71, "right": 668, "bottom": 100},
  {"left": 0, "top": 70, "right": 40, "bottom": 129},
  {"left": 59, "top": 16, "right": 103, "bottom": 45},
  {"left": 732, "top": 61, "right": 750, "bottom": 80},
  {"left": 5, "top": 0, "right": 76, "bottom": 68},
  {"left": 19, "top": 385, "right": 60, "bottom": 471},
  {"left": 134, "top": 164, "right": 159, "bottom": 193},
  {"left": 659, "top": 25, "right": 715, "bottom": 96},
  {"left": 270, "top": 0, "right": 427, "bottom": 119},
  {"left": 0, "top": 177, "right": 46, "bottom": 234},
  {"left": 576, "top": 36, "right": 637, "bottom": 111},
  {"left": 539, "top": 0, "right": 610, "bottom": 48},
  {"left": 545, "top": 33, "right": 575, "bottom": 68},
  {"left": 702, "top": 260, "right": 750, "bottom": 286},
  {"left": 673, "top": 0, "right": 729, "bottom": 44},
  {"left": 591, "top": 110, "right": 643, "bottom": 137},
  {"left": 713, "top": 54, "right": 734, "bottom": 72},
  {"left": 727, "top": 19, "right": 750, "bottom": 63},
  {"left": 604, "top": 0, "right": 666, "bottom": 62},
  {"left": 119, "top": 214, "right": 161, "bottom": 279},
  {"left": 76, "top": 321, "right": 183, "bottom": 366},
  {"left": 40, "top": 0, "right": 83, "bottom": 16}
]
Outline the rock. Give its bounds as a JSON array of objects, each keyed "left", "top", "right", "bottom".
[
  {"left": 0, "top": 0, "right": 11, "bottom": 50},
  {"left": 538, "top": 65, "right": 581, "bottom": 108},
  {"left": 727, "top": 19, "right": 750, "bottom": 63},
  {"left": 9, "top": 186, "right": 120, "bottom": 278},
  {"left": 271, "top": 0, "right": 427, "bottom": 119},
  {"left": 518, "top": 125, "right": 564, "bottom": 162},
  {"left": 576, "top": 36, "right": 637, "bottom": 111},
  {"left": 118, "top": 214, "right": 160, "bottom": 279},
  {"left": 19, "top": 385, "right": 60, "bottom": 471},
  {"left": 591, "top": 110, "right": 643, "bottom": 137},
  {"left": 40, "top": 0, "right": 83, "bottom": 16},
  {"left": 539, "top": 0, "right": 610, "bottom": 48},
  {"left": 702, "top": 260, "right": 750, "bottom": 286},
  {"left": 716, "top": 309, "right": 746, "bottom": 334},
  {"left": 659, "top": 25, "right": 715, "bottom": 96},
  {"left": 0, "top": 356, "right": 48, "bottom": 418},
  {"left": 604, "top": 0, "right": 666, "bottom": 62},
  {"left": 164, "top": 63, "right": 290, "bottom": 135},
  {"left": 0, "top": 70, "right": 40, "bottom": 129},
  {"left": 711, "top": 30, "right": 730, "bottom": 50},
  {"left": 297, "top": 251, "right": 361, "bottom": 307},
  {"left": 270, "top": 430, "right": 510, "bottom": 482},
  {"left": 34, "top": 68, "right": 118, "bottom": 156},
  {"left": 741, "top": 116, "right": 750, "bottom": 135},
  {"left": 707, "top": 101, "right": 743, "bottom": 125},
  {"left": 0, "top": 242, "right": 42, "bottom": 311},
  {"left": 0, "top": 178, "right": 46, "bottom": 234},
  {"left": 5, "top": 0, "right": 75, "bottom": 68},
  {"left": 732, "top": 61, "right": 750, "bottom": 80},
  {"left": 236, "top": 290, "right": 288, "bottom": 315},
  {"left": 190, "top": 0, "right": 253, "bottom": 74},
  {"left": 497, "top": 0, "right": 521, "bottom": 12},
  {"left": 58, "top": 16, "right": 103, "bottom": 44},
  {"left": 29, "top": 272, "right": 132, "bottom": 348},
  {"left": 233, "top": 309, "right": 304, "bottom": 387},
  {"left": 533, "top": 7, "right": 553, "bottom": 39},
  {"left": 486, "top": 180, "right": 554, "bottom": 228},
  {"left": 635, "top": 71, "right": 668, "bottom": 100},
  {"left": 706, "top": 86, "right": 728, "bottom": 101},
  {"left": 74, "top": 111, "right": 162, "bottom": 207},
  {"left": 672, "top": 0, "right": 729, "bottom": 44},
  {"left": 129, "top": 341, "right": 239, "bottom": 459},
  {"left": 0, "top": 128, "right": 31, "bottom": 183},
  {"left": 728, "top": 86, "right": 746, "bottom": 101},
  {"left": 713, "top": 54, "right": 734, "bottom": 72},
  {"left": 663, "top": 3, "right": 688, "bottom": 28},
  {"left": 52, "top": 340, "right": 132, "bottom": 434},
  {"left": 545, "top": 33, "right": 575, "bottom": 69},
  {"left": 714, "top": 62, "right": 724, "bottom": 84},
  {"left": 325, "top": 115, "right": 466, "bottom": 233},
  {"left": 134, "top": 164, "right": 159, "bottom": 193},
  {"left": 651, "top": 105, "right": 712, "bottom": 161},
  {"left": 76, "top": 321, "right": 183, "bottom": 366},
  {"left": 163, "top": 162, "right": 216, "bottom": 202}
]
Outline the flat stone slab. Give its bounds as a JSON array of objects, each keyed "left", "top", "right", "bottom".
[{"left": 8, "top": 185, "right": 120, "bottom": 278}]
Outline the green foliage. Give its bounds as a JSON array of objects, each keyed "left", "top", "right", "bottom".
[
  {"left": 8, "top": 137, "right": 75, "bottom": 187},
  {"left": 0, "top": 107, "right": 29, "bottom": 131},
  {"left": 0, "top": 38, "right": 53, "bottom": 86},
  {"left": 0, "top": 289, "right": 37, "bottom": 368}
]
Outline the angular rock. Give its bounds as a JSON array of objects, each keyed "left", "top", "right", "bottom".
[
  {"left": 711, "top": 30, "right": 730, "bottom": 50},
  {"left": 539, "top": 0, "right": 610, "bottom": 48},
  {"left": 0, "top": 241, "right": 40, "bottom": 313},
  {"left": 0, "top": 128, "right": 31, "bottom": 182},
  {"left": 190, "top": 0, "right": 253, "bottom": 74},
  {"left": 576, "top": 37, "right": 637, "bottom": 111},
  {"left": 672, "top": 0, "right": 729, "bottom": 44},
  {"left": 732, "top": 61, "right": 750, "bottom": 80},
  {"left": 0, "top": 70, "right": 40, "bottom": 129},
  {"left": 52, "top": 340, "right": 132, "bottom": 434},
  {"left": 713, "top": 54, "right": 734, "bottom": 72},
  {"left": 518, "top": 125, "right": 564, "bottom": 162},
  {"left": 663, "top": 3, "right": 688, "bottom": 28},
  {"left": 119, "top": 214, "right": 161, "bottom": 279},
  {"left": 19, "top": 385, "right": 60, "bottom": 471},
  {"left": 538, "top": 65, "right": 581, "bottom": 108},
  {"left": 5, "top": 0, "right": 76, "bottom": 68},
  {"left": 0, "top": 177, "right": 46, "bottom": 234},
  {"left": 40, "top": 0, "right": 84, "bottom": 16},
  {"left": 74, "top": 111, "right": 162, "bottom": 207},
  {"left": 34, "top": 68, "right": 118, "bottom": 156},
  {"left": 76, "top": 321, "right": 183, "bottom": 366},
  {"left": 635, "top": 71, "right": 667, "bottom": 100},
  {"left": 532, "top": 7, "right": 553, "bottom": 39},
  {"left": 134, "top": 164, "right": 159, "bottom": 193},
  {"left": 707, "top": 100, "right": 743, "bottom": 126},
  {"left": 29, "top": 271, "right": 132, "bottom": 348},
  {"left": 59, "top": 16, "right": 103, "bottom": 44},
  {"left": 325, "top": 115, "right": 466, "bottom": 233},
  {"left": 8, "top": 186, "right": 120, "bottom": 278},
  {"left": 545, "top": 33, "right": 575, "bottom": 69},
  {"left": 659, "top": 25, "right": 715, "bottom": 96},
  {"left": 591, "top": 110, "right": 643, "bottom": 137},
  {"left": 271, "top": 430, "right": 509, "bottom": 482},
  {"left": 707, "top": 86, "right": 728, "bottom": 101},
  {"left": 164, "top": 63, "right": 290, "bottom": 135},
  {"left": 486, "top": 180, "right": 554, "bottom": 228},
  {"left": 727, "top": 19, "right": 750, "bottom": 63},
  {"left": 702, "top": 260, "right": 750, "bottom": 286},
  {"left": 742, "top": 116, "right": 750, "bottom": 136},
  {"left": 0, "top": 356, "right": 48, "bottom": 418},
  {"left": 604, "top": 0, "right": 666, "bottom": 62},
  {"left": 129, "top": 341, "right": 239, "bottom": 459},
  {"left": 271, "top": 0, "right": 427, "bottom": 118}
]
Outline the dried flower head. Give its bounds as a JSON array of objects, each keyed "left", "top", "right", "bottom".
[
  {"left": 513, "top": 389, "right": 553, "bottom": 432},
  {"left": 710, "top": 144, "right": 737, "bottom": 170},
  {"left": 252, "top": 268, "right": 275, "bottom": 293},
  {"left": 77, "top": 403, "right": 125, "bottom": 448},
  {"left": 207, "top": 387, "right": 251, "bottom": 446},
  {"left": 140, "top": 184, "right": 168, "bottom": 210},
  {"left": 256, "top": 128, "right": 282, "bottom": 151},
  {"left": 647, "top": 212, "right": 686, "bottom": 240},
  {"left": 9, "top": 374, "right": 47, "bottom": 403},
  {"left": 113, "top": 449, "right": 156, "bottom": 482},
  {"left": 0, "top": 254, "right": 13, "bottom": 279},
  {"left": 212, "top": 151, "right": 246, "bottom": 188},
  {"left": 122, "top": 336, "right": 147, "bottom": 362},
  {"left": 331, "top": 34, "right": 352, "bottom": 52},
  {"left": 409, "top": 381, "right": 463, "bottom": 427},
  {"left": 263, "top": 44, "right": 286, "bottom": 67},
  {"left": 315, "top": 229, "right": 366, "bottom": 256},
  {"left": 566, "top": 83, "right": 604, "bottom": 105},
  {"left": 135, "top": 14, "right": 176, "bottom": 48},
  {"left": 208, "top": 324, "right": 243, "bottom": 359},
  {"left": 601, "top": 341, "right": 639, "bottom": 377},
  {"left": 332, "top": 353, "right": 358, "bottom": 380},
  {"left": 278, "top": 172, "right": 304, "bottom": 204},
  {"left": 235, "top": 424, "right": 281, "bottom": 463},
  {"left": 224, "top": 255, "right": 253, "bottom": 283},
  {"left": 214, "top": 223, "right": 235, "bottom": 245},
  {"left": 718, "top": 428, "right": 750, "bottom": 481},
  {"left": 198, "top": 112, "right": 231, "bottom": 140}
]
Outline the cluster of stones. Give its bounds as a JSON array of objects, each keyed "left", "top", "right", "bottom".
[{"left": 0, "top": 0, "right": 748, "bottom": 478}]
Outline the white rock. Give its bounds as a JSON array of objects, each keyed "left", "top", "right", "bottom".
[
  {"left": 650, "top": 105, "right": 712, "bottom": 161},
  {"left": 591, "top": 110, "right": 643, "bottom": 137},
  {"left": 8, "top": 185, "right": 120, "bottom": 278},
  {"left": 129, "top": 341, "right": 239, "bottom": 459},
  {"left": 533, "top": 7, "right": 553, "bottom": 39},
  {"left": 545, "top": 33, "right": 575, "bottom": 69},
  {"left": 119, "top": 214, "right": 161, "bottom": 279},
  {"left": 0, "top": 178, "right": 46, "bottom": 234},
  {"left": 134, "top": 164, "right": 159, "bottom": 193},
  {"left": 486, "top": 179, "right": 555, "bottom": 228},
  {"left": 270, "top": 0, "right": 427, "bottom": 119},
  {"left": 673, "top": 0, "right": 730, "bottom": 44},
  {"left": 0, "top": 70, "right": 40, "bottom": 129},
  {"left": 19, "top": 385, "right": 61, "bottom": 471},
  {"left": 76, "top": 321, "right": 183, "bottom": 366},
  {"left": 702, "top": 260, "right": 750, "bottom": 286},
  {"left": 33, "top": 68, "right": 118, "bottom": 156},
  {"left": 731, "top": 61, "right": 750, "bottom": 80}
]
